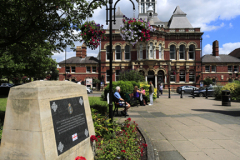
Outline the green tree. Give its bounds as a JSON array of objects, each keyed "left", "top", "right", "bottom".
[
  {"left": 0, "top": 0, "right": 103, "bottom": 52},
  {"left": 0, "top": 42, "right": 57, "bottom": 81},
  {"left": 119, "top": 70, "right": 145, "bottom": 82},
  {"left": 203, "top": 78, "right": 213, "bottom": 86}
]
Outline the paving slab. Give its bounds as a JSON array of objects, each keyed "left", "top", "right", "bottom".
[{"left": 114, "top": 94, "right": 240, "bottom": 159}]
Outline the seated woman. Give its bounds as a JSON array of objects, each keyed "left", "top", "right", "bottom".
[
  {"left": 140, "top": 87, "right": 148, "bottom": 105},
  {"left": 133, "top": 86, "right": 145, "bottom": 106}
]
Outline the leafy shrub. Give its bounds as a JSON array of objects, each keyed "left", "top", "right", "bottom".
[
  {"left": 103, "top": 81, "right": 139, "bottom": 100},
  {"left": 222, "top": 81, "right": 240, "bottom": 101},
  {"left": 89, "top": 97, "right": 109, "bottom": 115},
  {"left": 140, "top": 82, "right": 157, "bottom": 101},
  {"left": 204, "top": 78, "right": 213, "bottom": 86},
  {"left": 0, "top": 120, "right": 2, "bottom": 141},
  {"left": 214, "top": 81, "right": 240, "bottom": 101}
]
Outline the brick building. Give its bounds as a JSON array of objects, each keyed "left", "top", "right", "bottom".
[
  {"left": 201, "top": 40, "right": 240, "bottom": 85},
  {"left": 58, "top": 2, "right": 240, "bottom": 89}
]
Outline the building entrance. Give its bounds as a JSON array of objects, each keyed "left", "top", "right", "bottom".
[
  {"left": 147, "top": 70, "right": 155, "bottom": 87},
  {"left": 158, "top": 70, "right": 165, "bottom": 88}
]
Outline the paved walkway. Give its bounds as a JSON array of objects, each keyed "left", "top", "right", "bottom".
[{"left": 116, "top": 94, "right": 240, "bottom": 160}]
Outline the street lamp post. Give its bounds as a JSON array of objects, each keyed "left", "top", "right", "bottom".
[
  {"left": 65, "top": 46, "right": 67, "bottom": 80},
  {"left": 87, "top": 0, "right": 135, "bottom": 122}
]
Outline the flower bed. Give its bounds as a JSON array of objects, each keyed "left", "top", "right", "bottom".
[
  {"left": 80, "top": 21, "right": 106, "bottom": 50},
  {"left": 120, "top": 15, "right": 155, "bottom": 46}
]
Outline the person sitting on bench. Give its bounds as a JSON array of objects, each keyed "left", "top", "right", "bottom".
[
  {"left": 133, "top": 86, "right": 145, "bottom": 106},
  {"left": 114, "top": 86, "right": 131, "bottom": 116}
]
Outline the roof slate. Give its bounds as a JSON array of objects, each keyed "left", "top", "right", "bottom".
[
  {"left": 58, "top": 56, "right": 99, "bottom": 64},
  {"left": 202, "top": 55, "right": 240, "bottom": 63},
  {"left": 229, "top": 48, "right": 240, "bottom": 58}
]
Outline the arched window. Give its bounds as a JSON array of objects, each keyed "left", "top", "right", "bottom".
[
  {"left": 189, "top": 45, "right": 195, "bottom": 60},
  {"left": 179, "top": 45, "right": 185, "bottom": 60},
  {"left": 170, "top": 45, "right": 176, "bottom": 60},
  {"left": 180, "top": 70, "right": 185, "bottom": 82},
  {"left": 139, "top": 44, "right": 143, "bottom": 59},
  {"left": 125, "top": 45, "right": 130, "bottom": 60},
  {"left": 159, "top": 44, "right": 162, "bottom": 59},
  {"left": 170, "top": 70, "right": 176, "bottom": 82},
  {"left": 189, "top": 70, "right": 195, "bottom": 82},
  {"left": 115, "top": 46, "right": 121, "bottom": 60},
  {"left": 106, "top": 45, "right": 110, "bottom": 60},
  {"left": 212, "top": 78, "right": 216, "bottom": 85},
  {"left": 149, "top": 42, "right": 153, "bottom": 59}
]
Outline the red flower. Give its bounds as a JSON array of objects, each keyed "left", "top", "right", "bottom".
[
  {"left": 142, "top": 143, "right": 148, "bottom": 147},
  {"left": 75, "top": 156, "right": 86, "bottom": 160},
  {"left": 127, "top": 118, "right": 131, "bottom": 121},
  {"left": 121, "top": 150, "right": 126, "bottom": 153},
  {"left": 90, "top": 135, "right": 98, "bottom": 142}
]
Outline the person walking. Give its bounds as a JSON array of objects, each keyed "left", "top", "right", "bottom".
[
  {"left": 159, "top": 83, "right": 163, "bottom": 96},
  {"left": 149, "top": 81, "right": 154, "bottom": 105}
]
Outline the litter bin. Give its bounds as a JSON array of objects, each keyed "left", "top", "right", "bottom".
[{"left": 222, "top": 90, "right": 231, "bottom": 106}]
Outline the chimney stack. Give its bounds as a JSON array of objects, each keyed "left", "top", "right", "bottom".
[
  {"left": 212, "top": 40, "right": 219, "bottom": 56},
  {"left": 76, "top": 43, "right": 87, "bottom": 58}
]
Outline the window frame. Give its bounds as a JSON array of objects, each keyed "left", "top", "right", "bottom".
[
  {"left": 92, "top": 66, "right": 96, "bottom": 73},
  {"left": 139, "top": 44, "right": 143, "bottom": 59},
  {"left": 179, "top": 70, "right": 186, "bottom": 82},
  {"left": 149, "top": 42, "right": 154, "bottom": 59},
  {"left": 189, "top": 45, "right": 195, "bottom": 60},
  {"left": 66, "top": 66, "right": 70, "bottom": 73},
  {"left": 86, "top": 66, "right": 91, "bottom": 73},
  {"left": 115, "top": 70, "right": 120, "bottom": 81},
  {"left": 228, "top": 66, "right": 232, "bottom": 72},
  {"left": 189, "top": 70, "right": 195, "bottom": 82},
  {"left": 115, "top": 45, "right": 121, "bottom": 60},
  {"left": 71, "top": 66, "right": 75, "bottom": 73},
  {"left": 170, "top": 45, "right": 176, "bottom": 60},
  {"left": 159, "top": 44, "right": 162, "bottom": 59},
  {"left": 179, "top": 45, "right": 185, "bottom": 60},
  {"left": 211, "top": 66, "right": 216, "bottom": 72},
  {"left": 205, "top": 66, "right": 210, "bottom": 72},
  {"left": 125, "top": 45, "right": 131, "bottom": 60},
  {"left": 234, "top": 66, "right": 238, "bottom": 72},
  {"left": 170, "top": 71, "right": 176, "bottom": 82}
]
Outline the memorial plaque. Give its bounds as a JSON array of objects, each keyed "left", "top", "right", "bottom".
[{"left": 50, "top": 96, "right": 89, "bottom": 155}]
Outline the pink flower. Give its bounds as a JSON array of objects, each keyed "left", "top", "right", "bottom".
[
  {"left": 121, "top": 150, "right": 126, "bottom": 153},
  {"left": 90, "top": 135, "right": 98, "bottom": 142},
  {"left": 75, "top": 156, "right": 86, "bottom": 160}
]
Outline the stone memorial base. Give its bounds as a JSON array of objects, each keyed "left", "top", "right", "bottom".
[{"left": 0, "top": 81, "right": 95, "bottom": 160}]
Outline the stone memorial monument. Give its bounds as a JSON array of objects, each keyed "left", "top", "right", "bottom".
[{"left": 0, "top": 81, "right": 95, "bottom": 160}]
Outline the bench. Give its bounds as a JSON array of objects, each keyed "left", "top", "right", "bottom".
[{"left": 107, "top": 92, "right": 127, "bottom": 117}]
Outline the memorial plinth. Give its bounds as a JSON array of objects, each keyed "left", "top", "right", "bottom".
[{"left": 0, "top": 81, "right": 95, "bottom": 160}]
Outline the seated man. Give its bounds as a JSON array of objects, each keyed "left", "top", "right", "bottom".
[{"left": 114, "top": 86, "right": 131, "bottom": 116}]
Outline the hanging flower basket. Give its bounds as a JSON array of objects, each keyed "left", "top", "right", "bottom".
[
  {"left": 120, "top": 15, "right": 155, "bottom": 46},
  {"left": 80, "top": 21, "right": 107, "bottom": 50}
]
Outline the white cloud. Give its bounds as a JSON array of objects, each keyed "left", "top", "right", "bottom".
[
  {"left": 156, "top": 0, "right": 240, "bottom": 31},
  {"left": 229, "top": 23, "right": 233, "bottom": 28},
  {"left": 203, "top": 42, "right": 240, "bottom": 55},
  {"left": 205, "top": 35, "right": 210, "bottom": 38}
]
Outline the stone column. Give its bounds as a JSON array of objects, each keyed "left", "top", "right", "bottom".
[
  {"left": 145, "top": 76, "right": 147, "bottom": 82},
  {"left": 186, "top": 48, "right": 189, "bottom": 60},
  {"left": 122, "top": 49, "right": 125, "bottom": 60},
  {"left": 155, "top": 75, "right": 157, "bottom": 88},
  {"left": 165, "top": 75, "right": 167, "bottom": 83},
  {"left": 139, "top": 1, "right": 141, "bottom": 13},
  {"left": 176, "top": 48, "right": 179, "bottom": 60},
  {"left": 112, "top": 49, "right": 115, "bottom": 61}
]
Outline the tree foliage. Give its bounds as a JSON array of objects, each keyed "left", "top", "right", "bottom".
[
  {"left": 0, "top": 42, "right": 57, "bottom": 82},
  {"left": 119, "top": 70, "right": 145, "bottom": 82},
  {"left": 0, "top": 0, "right": 104, "bottom": 52},
  {"left": 203, "top": 78, "right": 213, "bottom": 86}
]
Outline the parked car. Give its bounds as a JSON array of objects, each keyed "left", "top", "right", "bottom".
[
  {"left": 87, "top": 87, "right": 92, "bottom": 94},
  {"left": 0, "top": 83, "right": 14, "bottom": 87},
  {"left": 192, "top": 87, "right": 215, "bottom": 97},
  {"left": 176, "top": 86, "right": 199, "bottom": 94}
]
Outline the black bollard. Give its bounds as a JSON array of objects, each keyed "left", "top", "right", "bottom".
[
  {"left": 168, "top": 87, "right": 171, "bottom": 98},
  {"left": 180, "top": 87, "right": 183, "bottom": 98},
  {"left": 206, "top": 87, "right": 208, "bottom": 99},
  {"left": 157, "top": 90, "right": 159, "bottom": 98},
  {"left": 192, "top": 88, "right": 195, "bottom": 98}
]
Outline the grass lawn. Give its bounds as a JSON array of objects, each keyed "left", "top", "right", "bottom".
[{"left": 0, "top": 96, "right": 7, "bottom": 112}]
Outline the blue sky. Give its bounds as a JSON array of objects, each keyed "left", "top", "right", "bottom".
[{"left": 52, "top": 0, "right": 240, "bottom": 63}]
